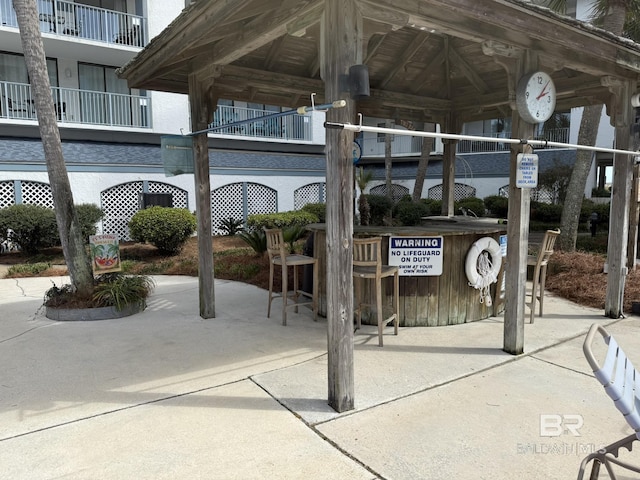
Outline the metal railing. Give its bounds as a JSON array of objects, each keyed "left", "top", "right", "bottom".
[
  {"left": 0, "top": 81, "right": 151, "bottom": 128},
  {"left": 0, "top": 0, "right": 146, "bottom": 48},
  {"left": 457, "top": 129, "right": 571, "bottom": 153},
  {"left": 210, "top": 104, "right": 312, "bottom": 141}
]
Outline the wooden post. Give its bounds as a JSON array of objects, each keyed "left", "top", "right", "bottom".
[
  {"left": 188, "top": 73, "right": 216, "bottom": 318},
  {"left": 441, "top": 115, "right": 460, "bottom": 216},
  {"left": 321, "top": 0, "right": 361, "bottom": 413},
  {"left": 605, "top": 78, "right": 635, "bottom": 317},
  {"left": 503, "top": 55, "right": 535, "bottom": 355}
]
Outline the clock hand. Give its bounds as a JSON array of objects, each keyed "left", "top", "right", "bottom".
[{"left": 536, "top": 80, "right": 551, "bottom": 100}]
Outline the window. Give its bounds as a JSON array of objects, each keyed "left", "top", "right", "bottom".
[
  {"left": 78, "top": 63, "right": 131, "bottom": 125},
  {"left": 377, "top": 121, "right": 395, "bottom": 142}
]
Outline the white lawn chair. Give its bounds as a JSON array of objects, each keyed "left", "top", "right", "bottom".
[{"left": 578, "top": 324, "right": 640, "bottom": 479}]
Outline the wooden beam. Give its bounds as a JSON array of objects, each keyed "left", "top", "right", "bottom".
[
  {"left": 605, "top": 77, "right": 635, "bottom": 318},
  {"left": 188, "top": 74, "right": 216, "bottom": 319},
  {"left": 629, "top": 164, "right": 640, "bottom": 270},
  {"left": 379, "top": 31, "right": 430, "bottom": 88},
  {"left": 503, "top": 53, "right": 536, "bottom": 355},
  {"left": 321, "top": 0, "right": 360, "bottom": 413}
]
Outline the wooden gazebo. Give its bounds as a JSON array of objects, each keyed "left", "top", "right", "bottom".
[{"left": 118, "top": 0, "right": 640, "bottom": 412}]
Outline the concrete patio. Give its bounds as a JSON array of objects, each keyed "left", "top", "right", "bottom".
[{"left": 0, "top": 274, "right": 638, "bottom": 479}]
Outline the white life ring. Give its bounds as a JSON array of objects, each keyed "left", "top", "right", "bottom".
[{"left": 465, "top": 237, "right": 502, "bottom": 290}]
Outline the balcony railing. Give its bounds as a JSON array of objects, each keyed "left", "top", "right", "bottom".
[
  {"left": 0, "top": 81, "right": 151, "bottom": 129},
  {"left": 210, "top": 104, "right": 312, "bottom": 142},
  {"left": 456, "top": 129, "right": 571, "bottom": 154},
  {"left": 0, "top": 0, "right": 146, "bottom": 48}
]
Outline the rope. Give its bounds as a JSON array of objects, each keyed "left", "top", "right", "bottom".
[{"left": 476, "top": 252, "right": 494, "bottom": 306}]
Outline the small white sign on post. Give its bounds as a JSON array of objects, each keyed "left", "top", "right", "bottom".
[
  {"left": 516, "top": 153, "right": 538, "bottom": 188},
  {"left": 388, "top": 236, "right": 443, "bottom": 276}
]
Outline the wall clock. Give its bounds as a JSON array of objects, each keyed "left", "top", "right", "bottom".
[{"left": 515, "top": 71, "right": 556, "bottom": 124}]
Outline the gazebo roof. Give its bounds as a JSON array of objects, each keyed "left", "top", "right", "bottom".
[{"left": 119, "top": 0, "right": 640, "bottom": 123}]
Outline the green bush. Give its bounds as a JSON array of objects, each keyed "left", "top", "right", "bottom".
[
  {"left": 238, "top": 229, "right": 267, "bottom": 255},
  {"left": 365, "top": 194, "right": 394, "bottom": 225},
  {"left": 591, "top": 187, "right": 611, "bottom": 198},
  {"left": 393, "top": 199, "right": 430, "bottom": 226},
  {"left": 301, "top": 203, "right": 326, "bottom": 223},
  {"left": 247, "top": 210, "right": 318, "bottom": 231},
  {"left": 580, "top": 200, "right": 610, "bottom": 230},
  {"left": 455, "top": 197, "right": 486, "bottom": 217},
  {"left": 530, "top": 201, "right": 562, "bottom": 223},
  {"left": 128, "top": 206, "right": 197, "bottom": 255},
  {"left": 483, "top": 195, "right": 508, "bottom": 218},
  {"left": 76, "top": 203, "right": 104, "bottom": 241},
  {"left": 0, "top": 204, "right": 58, "bottom": 253},
  {"left": 421, "top": 198, "right": 442, "bottom": 215},
  {"left": 218, "top": 217, "right": 244, "bottom": 236}
]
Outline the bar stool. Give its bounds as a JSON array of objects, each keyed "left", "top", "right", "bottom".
[
  {"left": 353, "top": 236, "right": 399, "bottom": 346},
  {"left": 264, "top": 228, "right": 318, "bottom": 325}
]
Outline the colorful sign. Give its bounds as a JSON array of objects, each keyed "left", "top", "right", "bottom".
[
  {"left": 89, "top": 234, "right": 121, "bottom": 274},
  {"left": 388, "top": 236, "right": 443, "bottom": 276}
]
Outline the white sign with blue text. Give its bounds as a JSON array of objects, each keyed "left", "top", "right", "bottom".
[
  {"left": 388, "top": 236, "right": 443, "bottom": 276},
  {"left": 516, "top": 153, "right": 538, "bottom": 188}
]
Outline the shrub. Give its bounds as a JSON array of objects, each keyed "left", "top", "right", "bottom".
[
  {"left": 421, "top": 199, "right": 442, "bottom": 215},
  {"left": 128, "top": 206, "right": 197, "bottom": 255},
  {"left": 301, "top": 203, "right": 326, "bottom": 223},
  {"left": 91, "top": 273, "right": 155, "bottom": 310},
  {"left": 580, "top": 200, "right": 610, "bottom": 230},
  {"left": 393, "top": 200, "right": 429, "bottom": 226},
  {"left": 238, "top": 229, "right": 267, "bottom": 255},
  {"left": 76, "top": 203, "right": 104, "bottom": 241},
  {"left": 0, "top": 204, "right": 58, "bottom": 253},
  {"left": 483, "top": 195, "right": 508, "bottom": 218},
  {"left": 365, "top": 194, "right": 393, "bottom": 225},
  {"left": 218, "top": 217, "right": 244, "bottom": 236},
  {"left": 530, "top": 201, "right": 562, "bottom": 223},
  {"left": 247, "top": 210, "right": 318, "bottom": 231},
  {"left": 455, "top": 197, "right": 486, "bottom": 217}
]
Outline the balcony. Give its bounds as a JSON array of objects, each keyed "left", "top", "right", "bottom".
[
  {"left": 456, "top": 129, "right": 571, "bottom": 154},
  {"left": 0, "top": 81, "right": 151, "bottom": 129},
  {"left": 210, "top": 104, "right": 312, "bottom": 142},
  {"left": 0, "top": 0, "right": 146, "bottom": 48}
]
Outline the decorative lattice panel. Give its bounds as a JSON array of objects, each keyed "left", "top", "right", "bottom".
[
  {"left": 0, "top": 181, "right": 16, "bottom": 209},
  {"left": 211, "top": 182, "right": 277, "bottom": 235},
  {"left": 147, "top": 181, "right": 188, "bottom": 209},
  {"left": 428, "top": 183, "right": 476, "bottom": 201},
  {"left": 212, "top": 183, "right": 244, "bottom": 235},
  {"left": 369, "top": 184, "right": 410, "bottom": 203},
  {"left": 20, "top": 181, "right": 54, "bottom": 208},
  {"left": 499, "top": 185, "right": 555, "bottom": 204},
  {"left": 247, "top": 183, "right": 277, "bottom": 215},
  {"left": 294, "top": 182, "right": 326, "bottom": 209},
  {"left": 101, "top": 182, "right": 144, "bottom": 241}
]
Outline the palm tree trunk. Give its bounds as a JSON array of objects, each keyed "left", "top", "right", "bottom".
[
  {"left": 385, "top": 119, "right": 392, "bottom": 201},
  {"left": 13, "top": 0, "right": 94, "bottom": 295},
  {"left": 412, "top": 123, "right": 435, "bottom": 202}
]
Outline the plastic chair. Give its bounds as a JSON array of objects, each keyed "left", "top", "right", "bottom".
[
  {"left": 353, "top": 236, "right": 399, "bottom": 347},
  {"left": 264, "top": 228, "right": 317, "bottom": 326},
  {"left": 578, "top": 323, "right": 640, "bottom": 479},
  {"left": 526, "top": 229, "right": 560, "bottom": 324}
]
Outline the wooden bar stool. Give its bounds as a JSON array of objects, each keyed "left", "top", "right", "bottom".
[
  {"left": 264, "top": 228, "right": 318, "bottom": 325},
  {"left": 526, "top": 229, "right": 560, "bottom": 323},
  {"left": 353, "top": 236, "right": 399, "bottom": 346}
]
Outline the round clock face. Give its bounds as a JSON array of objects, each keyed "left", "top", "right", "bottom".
[{"left": 516, "top": 71, "right": 556, "bottom": 124}]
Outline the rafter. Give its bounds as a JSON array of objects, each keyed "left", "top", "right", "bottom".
[{"left": 379, "top": 31, "right": 430, "bottom": 88}]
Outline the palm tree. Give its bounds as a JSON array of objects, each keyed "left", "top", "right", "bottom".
[
  {"left": 12, "top": 0, "right": 94, "bottom": 295},
  {"left": 543, "top": 0, "right": 634, "bottom": 251},
  {"left": 356, "top": 167, "right": 373, "bottom": 225}
]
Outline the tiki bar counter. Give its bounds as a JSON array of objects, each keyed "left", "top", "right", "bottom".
[{"left": 307, "top": 218, "right": 507, "bottom": 327}]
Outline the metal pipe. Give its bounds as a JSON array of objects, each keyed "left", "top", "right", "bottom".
[{"left": 324, "top": 121, "right": 640, "bottom": 157}]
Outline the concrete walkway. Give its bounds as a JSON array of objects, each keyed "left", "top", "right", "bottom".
[{"left": 0, "top": 274, "right": 638, "bottom": 479}]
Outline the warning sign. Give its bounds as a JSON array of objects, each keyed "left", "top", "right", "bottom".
[
  {"left": 516, "top": 153, "right": 538, "bottom": 188},
  {"left": 388, "top": 236, "right": 443, "bottom": 276}
]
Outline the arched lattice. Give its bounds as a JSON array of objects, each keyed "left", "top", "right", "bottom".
[
  {"left": 101, "top": 181, "right": 188, "bottom": 241},
  {"left": 294, "top": 182, "right": 326, "bottom": 209},
  {"left": 369, "top": 184, "right": 410, "bottom": 203},
  {"left": 147, "top": 181, "right": 189, "bottom": 209},
  {"left": 211, "top": 182, "right": 277, "bottom": 235},
  {"left": 0, "top": 181, "right": 16, "bottom": 209},
  {"left": 20, "top": 181, "right": 54, "bottom": 208},
  {"left": 428, "top": 183, "right": 476, "bottom": 201},
  {"left": 101, "top": 182, "right": 144, "bottom": 241},
  {"left": 499, "top": 184, "right": 555, "bottom": 204}
]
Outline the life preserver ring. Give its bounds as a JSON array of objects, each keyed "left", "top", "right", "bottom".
[{"left": 465, "top": 237, "right": 502, "bottom": 290}]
